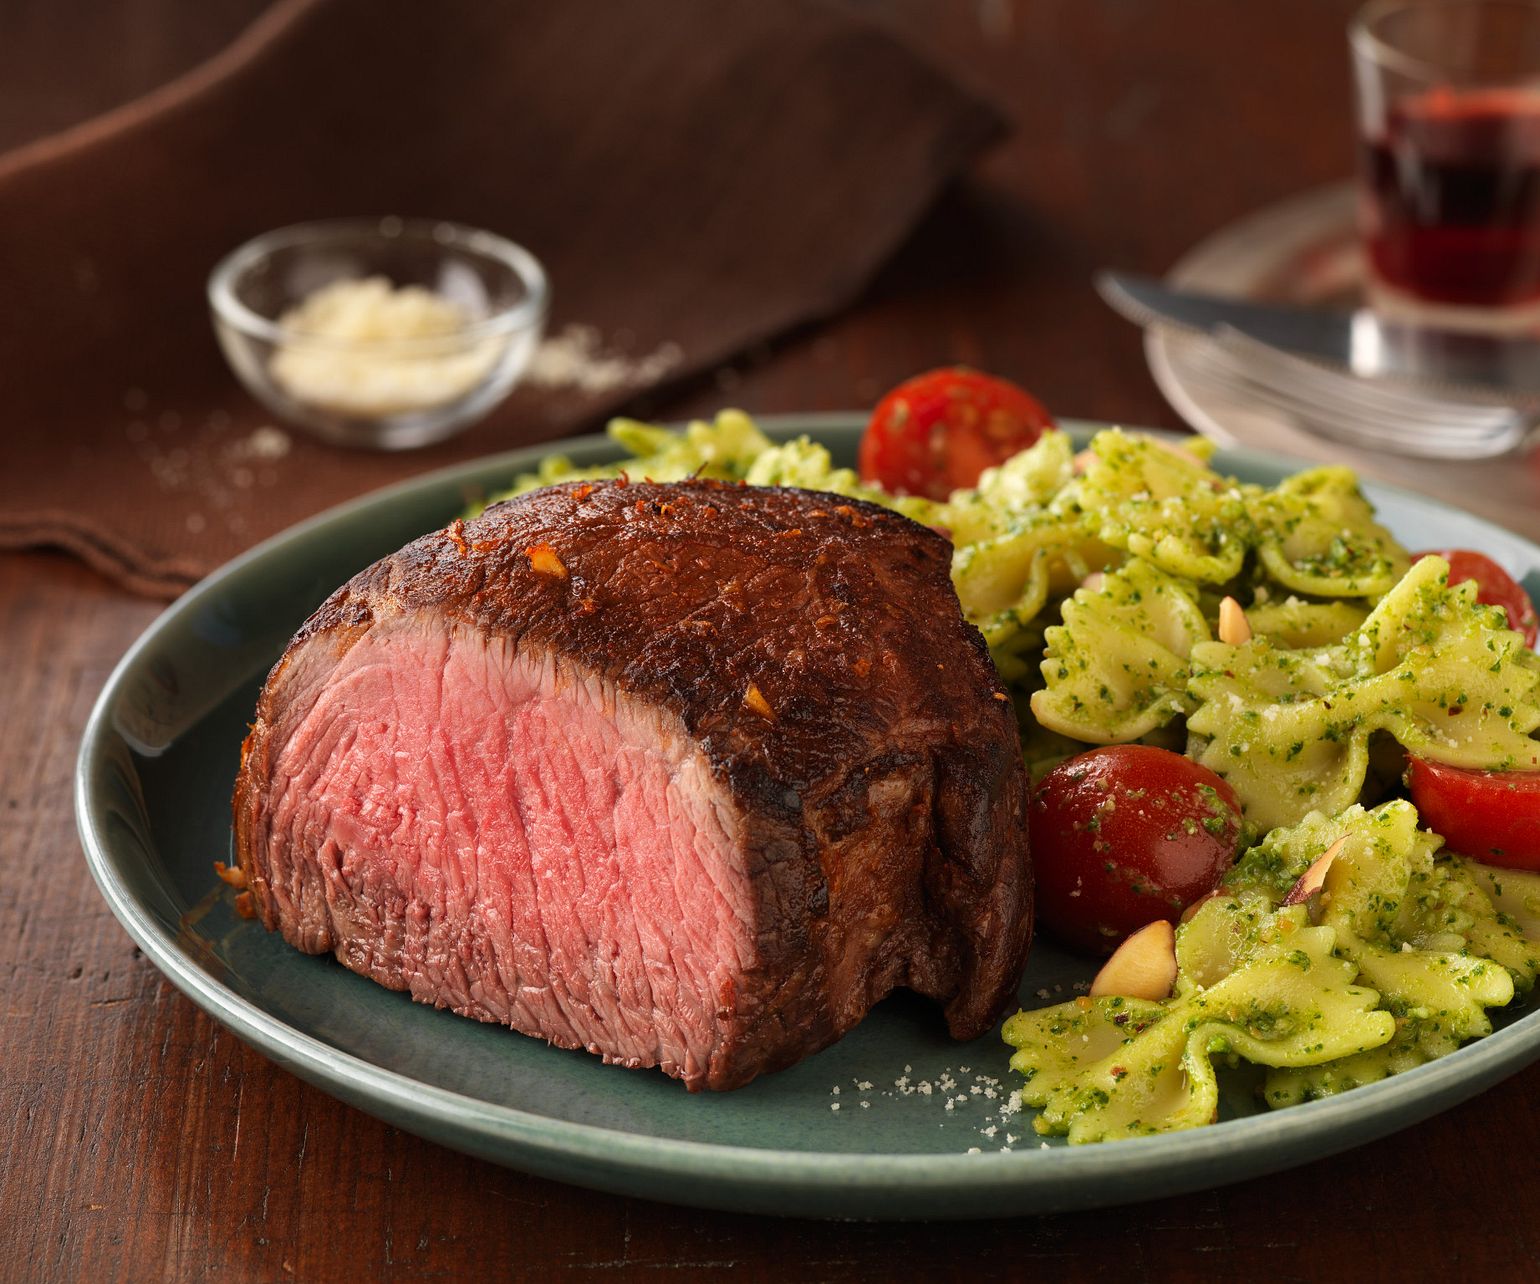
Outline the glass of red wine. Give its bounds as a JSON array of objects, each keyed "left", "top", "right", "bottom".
[{"left": 1353, "top": 0, "right": 1540, "bottom": 327}]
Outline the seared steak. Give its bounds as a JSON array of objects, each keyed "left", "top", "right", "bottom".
[{"left": 233, "top": 479, "right": 1032, "bottom": 1090}]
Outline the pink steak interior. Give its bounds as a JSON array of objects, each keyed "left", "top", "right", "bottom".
[{"left": 258, "top": 620, "right": 757, "bottom": 1084}]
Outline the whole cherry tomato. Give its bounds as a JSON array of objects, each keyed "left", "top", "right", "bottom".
[
  {"left": 1029, "top": 746, "right": 1244, "bottom": 955},
  {"left": 1415, "top": 549, "right": 1539, "bottom": 646},
  {"left": 858, "top": 367, "right": 1055, "bottom": 500},
  {"left": 1407, "top": 756, "right": 1540, "bottom": 868}
]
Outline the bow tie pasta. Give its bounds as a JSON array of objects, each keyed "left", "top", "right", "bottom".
[
  {"left": 1188, "top": 556, "right": 1540, "bottom": 830},
  {"left": 1031, "top": 558, "right": 1208, "bottom": 744},
  {"left": 1003, "top": 897, "right": 1395, "bottom": 1142},
  {"left": 1064, "top": 431, "right": 1257, "bottom": 583},
  {"left": 1254, "top": 466, "right": 1408, "bottom": 598},
  {"left": 1007, "top": 800, "right": 1540, "bottom": 1139}
]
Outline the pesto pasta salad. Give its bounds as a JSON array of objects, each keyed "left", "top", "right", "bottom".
[{"left": 485, "top": 367, "right": 1540, "bottom": 1143}]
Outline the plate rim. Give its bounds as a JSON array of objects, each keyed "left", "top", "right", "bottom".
[{"left": 75, "top": 411, "right": 1540, "bottom": 1215}]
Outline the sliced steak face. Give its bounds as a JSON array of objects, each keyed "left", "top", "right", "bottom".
[{"left": 234, "top": 479, "right": 1033, "bottom": 1090}]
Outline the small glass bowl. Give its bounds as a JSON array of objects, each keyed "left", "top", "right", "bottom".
[{"left": 208, "top": 217, "right": 548, "bottom": 450}]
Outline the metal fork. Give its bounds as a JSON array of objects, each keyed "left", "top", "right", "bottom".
[{"left": 1182, "top": 326, "right": 1536, "bottom": 460}]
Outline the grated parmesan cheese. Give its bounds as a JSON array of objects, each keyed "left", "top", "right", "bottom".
[{"left": 270, "top": 276, "right": 500, "bottom": 418}]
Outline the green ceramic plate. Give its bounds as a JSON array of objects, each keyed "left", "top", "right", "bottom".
[{"left": 77, "top": 416, "right": 1540, "bottom": 1219}]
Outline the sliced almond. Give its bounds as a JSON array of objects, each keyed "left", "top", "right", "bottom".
[
  {"left": 1089, "top": 919, "right": 1177, "bottom": 1001},
  {"left": 1281, "top": 837, "right": 1346, "bottom": 908},
  {"left": 1218, "top": 596, "right": 1251, "bottom": 646}
]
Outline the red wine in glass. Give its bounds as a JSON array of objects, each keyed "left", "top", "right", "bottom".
[{"left": 1363, "top": 87, "right": 1540, "bottom": 307}]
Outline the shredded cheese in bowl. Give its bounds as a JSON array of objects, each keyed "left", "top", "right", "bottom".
[{"left": 269, "top": 276, "right": 501, "bottom": 418}]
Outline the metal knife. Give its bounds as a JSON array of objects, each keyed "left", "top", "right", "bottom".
[{"left": 1098, "top": 270, "right": 1540, "bottom": 400}]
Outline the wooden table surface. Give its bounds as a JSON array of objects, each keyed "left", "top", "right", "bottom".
[{"left": 8, "top": 2, "right": 1540, "bottom": 1280}]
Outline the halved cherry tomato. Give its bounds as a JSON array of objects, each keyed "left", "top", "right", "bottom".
[
  {"left": 1029, "top": 746, "right": 1244, "bottom": 955},
  {"left": 1415, "top": 549, "right": 1539, "bottom": 646},
  {"left": 858, "top": 368, "right": 1054, "bottom": 500},
  {"left": 1407, "top": 756, "right": 1540, "bottom": 868}
]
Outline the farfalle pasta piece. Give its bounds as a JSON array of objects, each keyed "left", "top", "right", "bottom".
[
  {"left": 609, "top": 410, "right": 776, "bottom": 478},
  {"left": 1031, "top": 558, "right": 1208, "bottom": 743},
  {"left": 1263, "top": 940, "right": 1515, "bottom": 1105},
  {"left": 1254, "top": 466, "right": 1409, "bottom": 598},
  {"left": 1226, "top": 801, "right": 1529, "bottom": 1104},
  {"left": 1467, "top": 862, "right": 1540, "bottom": 943},
  {"left": 1227, "top": 801, "right": 1405, "bottom": 900},
  {"left": 1186, "top": 641, "right": 1361, "bottom": 829},
  {"left": 1188, "top": 557, "right": 1540, "bottom": 830},
  {"left": 742, "top": 436, "right": 942, "bottom": 525},
  {"left": 1243, "top": 596, "right": 1368, "bottom": 649},
  {"left": 496, "top": 409, "right": 777, "bottom": 499},
  {"left": 950, "top": 509, "right": 1103, "bottom": 641},
  {"left": 1173, "top": 887, "right": 1275, "bottom": 990},
  {"left": 1318, "top": 807, "right": 1516, "bottom": 1030},
  {"left": 743, "top": 434, "right": 869, "bottom": 493},
  {"left": 1400, "top": 857, "right": 1540, "bottom": 991},
  {"left": 982, "top": 618, "right": 1049, "bottom": 688},
  {"left": 1061, "top": 429, "right": 1257, "bottom": 583},
  {"left": 1262, "top": 996, "right": 1499, "bottom": 1105},
  {"left": 937, "top": 430, "right": 1077, "bottom": 544},
  {"left": 1003, "top": 900, "right": 1395, "bottom": 1143},
  {"left": 1231, "top": 800, "right": 1536, "bottom": 990}
]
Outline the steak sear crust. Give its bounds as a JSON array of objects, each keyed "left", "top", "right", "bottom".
[{"left": 233, "top": 479, "right": 1033, "bottom": 1090}]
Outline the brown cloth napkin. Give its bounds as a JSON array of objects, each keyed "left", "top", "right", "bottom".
[{"left": 0, "top": 0, "right": 1005, "bottom": 597}]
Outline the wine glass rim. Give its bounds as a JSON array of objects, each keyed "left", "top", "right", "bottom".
[{"left": 1353, "top": 0, "right": 1540, "bottom": 85}]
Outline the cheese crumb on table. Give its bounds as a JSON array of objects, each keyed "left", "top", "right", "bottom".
[
  {"left": 523, "top": 322, "right": 682, "bottom": 395},
  {"left": 270, "top": 276, "right": 500, "bottom": 418}
]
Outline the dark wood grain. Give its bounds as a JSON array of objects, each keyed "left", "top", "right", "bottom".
[{"left": 8, "top": 2, "right": 1540, "bottom": 1280}]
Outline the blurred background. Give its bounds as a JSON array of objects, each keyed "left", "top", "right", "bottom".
[
  {"left": 0, "top": 1, "right": 1365, "bottom": 575},
  {"left": 0, "top": 0, "right": 1383, "bottom": 598}
]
